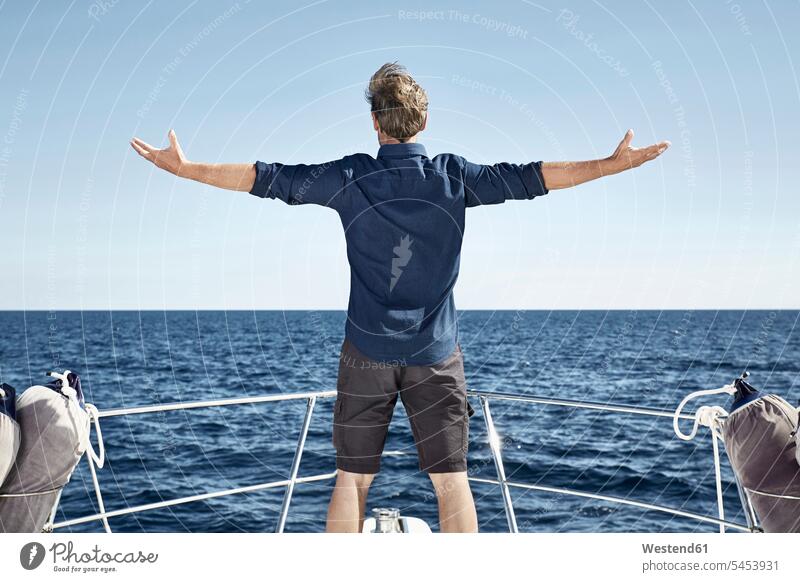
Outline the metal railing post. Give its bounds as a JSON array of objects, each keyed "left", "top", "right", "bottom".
[
  {"left": 479, "top": 396, "right": 518, "bottom": 533},
  {"left": 732, "top": 472, "right": 760, "bottom": 531},
  {"left": 276, "top": 396, "right": 316, "bottom": 533},
  {"left": 710, "top": 429, "right": 725, "bottom": 533},
  {"left": 86, "top": 452, "right": 112, "bottom": 533},
  {"left": 42, "top": 489, "right": 64, "bottom": 533}
]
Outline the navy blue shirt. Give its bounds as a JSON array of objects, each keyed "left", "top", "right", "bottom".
[{"left": 250, "top": 143, "right": 548, "bottom": 365}]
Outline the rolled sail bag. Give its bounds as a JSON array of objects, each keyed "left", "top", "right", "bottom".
[
  {"left": 0, "top": 371, "right": 90, "bottom": 533},
  {"left": 0, "top": 383, "right": 20, "bottom": 487},
  {"left": 722, "top": 377, "right": 800, "bottom": 532}
]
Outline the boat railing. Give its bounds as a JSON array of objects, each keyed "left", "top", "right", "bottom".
[
  {"left": 471, "top": 392, "right": 756, "bottom": 533},
  {"left": 46, "top": 389, "right": 757, "bottom": 533}
]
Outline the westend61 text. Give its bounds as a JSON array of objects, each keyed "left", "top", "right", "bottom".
[{"left": 642, "top": 543, "right": 708, "bottom": 554}]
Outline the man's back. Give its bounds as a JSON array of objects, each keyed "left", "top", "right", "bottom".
[
  {"left": 339, "top": 143, "right": 465, "bottom": 366},
  {"left": 249, "top": 142, "right": 548, "bottom": 364}
]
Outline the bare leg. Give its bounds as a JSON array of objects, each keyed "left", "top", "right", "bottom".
[
  {"left": 429, "top": 471, "right": 478, "bottom": 533},
  {"left": 325, "top": 470, "right": 375, "bottom": 533}
]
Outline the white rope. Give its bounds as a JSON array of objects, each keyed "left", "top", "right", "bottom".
[
  {"left": 746, "top": 489, "right": 800, "bottom": 501},
  {"left": 673, "top": 383, "right": 736, "bottom": 441},
  {"left": 0, "top": 487, "right": 63, "bottom": 498},
  {"left": 84, "top": 403, "right": 105, "bottom": 468},
  {"left": 673, "top": 383, "right": 740, "bottom": 533},
  {"left": 79, "top": 389, "right": 109, "bottom": 530}
]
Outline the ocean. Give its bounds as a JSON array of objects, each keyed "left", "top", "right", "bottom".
[{"left": 1, "top": 310, "right": 798, "bottom": 533}]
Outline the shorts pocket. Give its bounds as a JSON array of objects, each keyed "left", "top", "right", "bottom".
[
  {"left": 332, "top": 397, "right": 345, "bottom": 449},
  {"left": 462, "top": 412, "right": 470, "bottom": 453},
  {"left": 462, "top": 396, "right": 472, "bottom": 453}
]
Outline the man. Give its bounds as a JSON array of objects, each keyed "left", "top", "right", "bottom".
[{"left": 131, "top": 62, "right": 669, "bottom": 533}]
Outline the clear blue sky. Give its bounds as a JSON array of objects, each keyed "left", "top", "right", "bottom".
[{"left": 1, "top": 0, "right": 798, "bottom": 310}]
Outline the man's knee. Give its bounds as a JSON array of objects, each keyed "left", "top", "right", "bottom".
[
  {"left": 428, "top": 471, "right": 469, "bottom": 498},
  {"left": 337, "top": 469, "right": 376, "bottom": 489}
]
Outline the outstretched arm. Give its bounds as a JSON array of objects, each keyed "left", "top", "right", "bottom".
[
  {"left": 540, "top": 129, "right": 670, "bottom": 190},
  {"left": 130, "top": 130, "right": 255, "bottom": 192}
]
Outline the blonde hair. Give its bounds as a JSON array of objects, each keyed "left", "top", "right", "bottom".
[{"left": 365, "top": 62, "right": 428, "bottom": 142}]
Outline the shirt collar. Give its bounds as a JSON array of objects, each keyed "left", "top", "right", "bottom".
[{"left": 376, "top": 142, "right": 428, "bottom": 159}]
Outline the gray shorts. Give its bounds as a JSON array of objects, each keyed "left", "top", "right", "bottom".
[{"left": 332, "top": 338, "right": 474, "bottom": 474}]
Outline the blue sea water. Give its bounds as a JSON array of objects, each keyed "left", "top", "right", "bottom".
[{"left": 1, "top": 310, "right": 798, "bottom": 533}]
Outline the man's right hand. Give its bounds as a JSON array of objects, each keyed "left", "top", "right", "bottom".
[
  {"left": 540, "top": 128, "right": 670, "bottom": 190},
  {"left": 130, "top": 129, "right": 187, "bottom": 176}
]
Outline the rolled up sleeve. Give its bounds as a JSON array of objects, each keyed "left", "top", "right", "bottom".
[
  {"left": 249, "top": 159, "right": 345, "bottom": 208},
  {"left": 462, "top": 159, "right": 549, "bottom": 207}
]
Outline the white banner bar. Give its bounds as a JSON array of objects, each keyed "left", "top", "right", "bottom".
[{"left": 1, "top": 533, "right": 797, "bottom": 581}]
